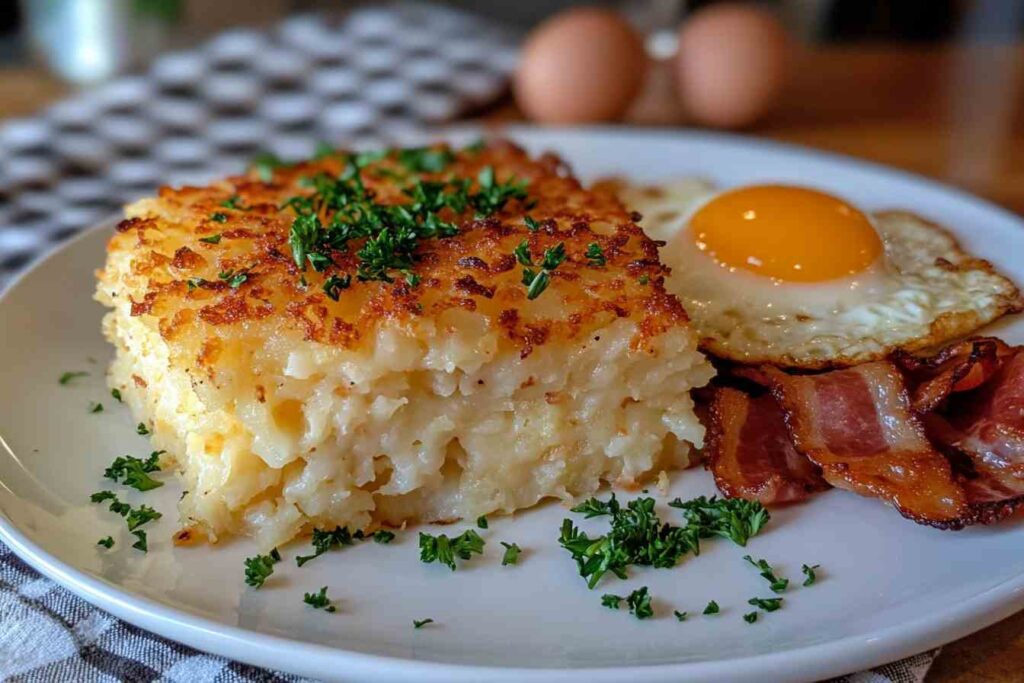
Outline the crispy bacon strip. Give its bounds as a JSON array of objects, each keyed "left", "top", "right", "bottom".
[
  {"left": 895, "top": 337, "right": 1013, "bottom": 413},
  {"left": 704, "top": 337, "right": 1024, "bottom": 529},
  {"left": 919, "top": 347, "right": 1024, "bottom": 523},
  {"left": 751, "top": 362, "right": 970, "bottom": 527},
  {"left": 705, "top": 387, "right": 829, "bottom": 505}
]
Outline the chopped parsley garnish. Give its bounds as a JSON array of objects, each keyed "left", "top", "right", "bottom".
[
  {"left": 570, "top": 494, "right": 620, "bottom": 518},
  {"left": 513, "top": 240, "right": 532, "bottom": 267},
  {"left": 277, "top": 149, "right": 530, "bottom": 288},
  {"left": 303, "top": 586, "right": 337, "bottom": 612},
  {"left": 186, "top": 277, "right": 205, "bottom": 291},
  {"left": 59, "top": 371, "right": 88, "bottom": 386},
  {"left": 296, "top": 526, "right": 355, "bottom": 567},
  {"left": 743, "top": 611, "right": 758, "bottom": 624},
  {"left": 516, "top": 241, "right": 566, "bottom": 300},
  {"left": 476, "top": 515, "right": 488, "bottom": 529},
  {"left": 244, "top": 548, "right": 282, "bottom": 588},
  {"left": 500, "top": 542, "right": 521, "bottom": 566},
  {"left": 413, "top": 618, "right": 434, "bottom": 629},
  {"left": 289, "top": 214, "right": 324, "bottom": 272},
  {"left": 744, "top": 555, "right": 789, "bottom": 593},
  {"left": 136, "top": 422, "right": 151, "bottom": 436},
  {"left": 131, "top": 530, "right": 148, "bottom": 552},
  {"left": 111, "top": 388, "right": 123, "bottom": 402},
  {"left": 585, "top": 242, "right": 606, "bottom": 266},
  {"left": 89, "top": 402, "right": 104, "bottom": 413},
  {"left": 626, "top": 586, "right": 653, "bottom": 619},
  {"left": 748, "top": 597, "right": 783, "bottom": 612},
  {"left": 668, "top": 496, "right": 769, "bottom": 548},
  {"left": 802, "top": 563, "right": 820, "bottom": 586},
  {"left": 598, "top": 589, "right": 655, "bottom": 618},
  {"left": 210, "top": 212, "right": 228, "bottom": 223},
  {"left": 322, "top": 274, "right": 351, "bottom": 301},
  {"left": 471, "top": 166, "right": 528, "bottom": 217},
  {"left": 703, "top": 600, "right": 720, "bottom": 615},
  {"left": 126, "top": 505, "right": 162, "bottom": 531},
  {"left": 418, "top": 529, "right": 485, "bottom": 571},
  {"left": 313, "top": 142, "right": 338, "bottom": 160},
  {"left": 221, "top": 195, "right": 246, "bottom": 210},
  {"left": 352, "top": 150, "right": 388, "bottom": 167},
  {"left": 199, "top": 233, "right": 222, "bottom": 244},
  {"left": 674, "top": 610, "right": 688, "bottom": 622},
  {"left": 397, "top": 147, "right": 454, "bottom": 174},
  {"left": 104, "top": 452, "right": 163, "bottom": 491},
  {"left": 404, "top": 271, "right": 421, "bottom": 287},
  {"left": 90, "top": 489, "right": 116, "bottom": 504},
  {"left": 90, "top": 490, "right": 131, "bottom": 516},
  {"left": 218, "top": 269, "right": 250, "bottom": 289},
  {"left": 524, "top": 215, "right": 540, "bottom": 232},
  {"left": 638, "top": 275, "right": 650, "bottom": 285},
  {"left": 356, "top": 228, "right": 414, "bottom": 282},
  {"left": 91, "top": 490, "right": 160, "bottom": 550},
  {"left": 559, "top": 495, "right": 701, "bottom": 589},
  {"left": 97, "top": 536, "right": 114, "bottom": 549},
  {"left": 373, "top": 530, "right": 395, "bottom": 544},
  {"left": 601, "top": 594, "right": 622, "bottom": 609},
  {"left": 252, "top": 152, "right": 285, "bottom": 183}
]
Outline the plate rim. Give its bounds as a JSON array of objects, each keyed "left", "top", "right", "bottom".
[{"left": 2, "top": 124, "right": 1023, "bottom": 682}]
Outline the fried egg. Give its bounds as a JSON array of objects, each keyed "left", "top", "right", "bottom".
[{"left": 605, "top": 178, "right": 1023, "bottom": 368}]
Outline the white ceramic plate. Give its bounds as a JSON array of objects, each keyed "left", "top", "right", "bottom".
[{"left": 2, "top": 127, "right": 1023, "bottom": 683}]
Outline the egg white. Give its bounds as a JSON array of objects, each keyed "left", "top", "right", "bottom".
[{"left": 611, "top": 178, "right": 1022, "bottom": 368}]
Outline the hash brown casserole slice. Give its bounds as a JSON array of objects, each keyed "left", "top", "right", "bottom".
[{"left": 95, "top": 140, "right": 714, "bottom": 548}]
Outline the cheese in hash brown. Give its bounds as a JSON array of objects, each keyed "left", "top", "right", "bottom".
[{"left": 95, "top": 139, "right": 714, "bottom": 548}]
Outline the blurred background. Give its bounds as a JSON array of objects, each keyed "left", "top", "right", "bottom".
[
  {"left": 0, "top": 0, "right": 1022, "bottom": 249},
  {"left": 1, "top": 1, "right": 1022, "bottom": 208}
]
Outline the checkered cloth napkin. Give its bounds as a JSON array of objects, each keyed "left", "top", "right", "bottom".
[
  {"left": 0, "top": 4, "right": 940, "bottom": 680},
  {"left": 0, "top": 2, "right": 515, "bottom": 290}
]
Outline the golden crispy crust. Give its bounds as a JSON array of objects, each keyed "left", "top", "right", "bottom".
[
  {"left": 101, "top": 140, "right": 689, "bottom": 357},
  {"left": 697, "top": 210, "right": 1023, "bottom": 370}
]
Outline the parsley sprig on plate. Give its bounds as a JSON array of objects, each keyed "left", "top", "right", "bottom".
[
  {"left": 419, "top": 529, "right": 485, "bottom": 571},
  {"left": 559, "top": 494, "right": 769, "bottom": 589},
  {"left": 373, "top": 530, "right": 396, "bottom": 544},
  {"left": 89, "top": 490, "right": 162, "bottom": 552},
  {"left": 748, "top": 597, "right": 784, "bottom": 612},
  {"left": 244, "top": 548, "right": 282, "bottom": 588},
  {"left": 601, "top": 586, "right": 653, "bottom": 619},
  {"left": 59, "top": 371, "right": 88, "bottom": 385},
  {"left": 743, "top": 555, "right": 789, "bottom": 593},
  {"left": 668, "top": 496, "right": 770, "bottom": 547},
  {"left": 104, "top": 451, "right": 164, "bottom": 491},
  {"left": 295, "top": 526, "right": 357, "bottom": 567},
  {"left": 500, "top": 542, "right": 521, "bottom": 566},
  {"left": 303, "top": 586, "right": 337, "bottom": 612},
  {"left": 802, "top": 563, "right": 821, "bottom": 586}
]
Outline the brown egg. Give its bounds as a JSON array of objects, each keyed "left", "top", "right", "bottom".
[
  {"left": 675, "top": 3, "right": 790, "bottom": 128},
  {"left": 515, "top": 8, "right": 646, "bottom": 124}
]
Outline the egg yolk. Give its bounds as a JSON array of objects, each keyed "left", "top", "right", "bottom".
[{"left": 689, "top": 185, "right": 883, "bottom": 282}]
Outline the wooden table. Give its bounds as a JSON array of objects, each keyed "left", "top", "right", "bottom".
[{"left": 2, "top": 43, "right": 1024, "bottom": 682}]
